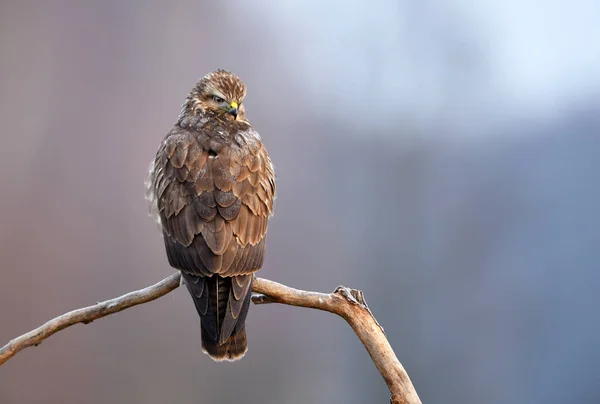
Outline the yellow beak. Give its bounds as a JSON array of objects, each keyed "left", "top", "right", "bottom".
[{"left": 228, "top": 101, "right": 238, "bottom": 119}]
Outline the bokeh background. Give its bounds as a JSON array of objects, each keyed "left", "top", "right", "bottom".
[{"left": 1, "top": 1, "right": 600, "bottom": 403}]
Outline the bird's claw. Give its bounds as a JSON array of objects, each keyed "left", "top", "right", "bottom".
[{"left": 333, "top": 286, "right": 385, "bottom": 335}]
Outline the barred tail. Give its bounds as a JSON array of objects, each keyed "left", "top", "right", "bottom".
[{"left": 181, "top": 272, "right": 253, "bottom": 362}]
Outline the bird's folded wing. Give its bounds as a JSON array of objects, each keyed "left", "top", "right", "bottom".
[{"left": 151, "top": 127, "right": 275, "bottom": 276}]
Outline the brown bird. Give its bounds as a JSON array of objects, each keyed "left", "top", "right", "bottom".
[{"left": 146, "top": 70, "right": 276, "bottom": 361}]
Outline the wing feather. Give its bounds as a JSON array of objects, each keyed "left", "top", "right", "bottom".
[{"left": 151, "top": 125, "right": 275, "bottom": 277}]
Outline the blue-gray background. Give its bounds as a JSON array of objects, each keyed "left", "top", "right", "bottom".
[{"left": 1, "top": 1, "right": 599, "bottom": 403}]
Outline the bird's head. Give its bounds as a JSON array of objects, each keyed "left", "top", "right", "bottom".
[{"left": 184, "top": 69, "right": 247, "bottom": 122}]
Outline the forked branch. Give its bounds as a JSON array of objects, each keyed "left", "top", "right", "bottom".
[{"left": 0, "top": 274, "right": 421, "bottom": 404}]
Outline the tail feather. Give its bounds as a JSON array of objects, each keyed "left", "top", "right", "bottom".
[
  {"left": 202, "top": 325, "right": 248, "bottom": 361},
  {"left": 182, "top": 272, "right": 253, "bottom": 361}
]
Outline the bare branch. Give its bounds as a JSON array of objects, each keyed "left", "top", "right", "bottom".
[
  {"left": 1, "top": 274, "right": 421, "bottom": 404},
  {"left": 0, "top": 273, "right": 181, "bottom": 366},
  {"left": 252, "top": 278, "right": 422, "bottom": 404}
]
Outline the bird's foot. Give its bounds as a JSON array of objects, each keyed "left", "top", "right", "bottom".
[{"left": 333, "top": 286, "right": 385, "bottom": 334}]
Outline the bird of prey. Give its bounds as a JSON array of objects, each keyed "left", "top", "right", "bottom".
[{"left": 145, "top": 70, "right": 276, "bottom": 361}]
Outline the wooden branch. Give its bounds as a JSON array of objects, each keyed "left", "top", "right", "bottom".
[
  {"left": 252, "top": 278, "right": 421, "bottom": 404},
  {"left": 0, "top": 273, "right": 181, "bottom": 366},
  {"left": 0, "top": 274, "right": 421, "bottom": 404}
]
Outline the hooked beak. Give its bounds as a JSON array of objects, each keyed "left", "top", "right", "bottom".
[{"left": 228, "top": 101, "right": 238, "bottom": 120}]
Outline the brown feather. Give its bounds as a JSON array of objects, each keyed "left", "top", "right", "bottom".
[
  {"left": 220, "top": 239, "right": 239, "bottom": 274},
  {"left": 185, "top": 141, "right": 202, "bottom": 169},
  {"left": 202, "top": 217, "right": 233, "bottom": 255},
  {"left": 171, "top": 143, "right": 189, "bottom": 168},
  {"left": 214, "top": 189, "right": 237, "bottom": 207},
  {"left": 232, "top": 204, "right": 250, "bottom": 245},
  {"left": 212, "top": 154, "right": 236, "bottom": 191},
  {"left": 192, "top": 196, "right": 217, "bottom": 221},
  {"left": 217, "top": 199, "right": 241, "bottom": 221}
]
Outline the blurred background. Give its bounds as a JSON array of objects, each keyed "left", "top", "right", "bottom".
[{"left": 1, "top": 1, "right": 599, "bottom": 403}]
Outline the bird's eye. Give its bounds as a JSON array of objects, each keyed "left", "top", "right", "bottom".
[{"left": 212, "top": 96, "right": 225, "bottom": 103}]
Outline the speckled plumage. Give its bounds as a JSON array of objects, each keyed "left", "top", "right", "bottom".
[{"left": 146, "top": 70, "right": 275, "bottom": 361}]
